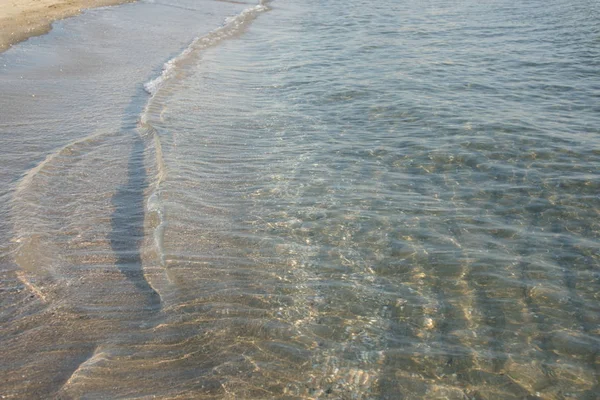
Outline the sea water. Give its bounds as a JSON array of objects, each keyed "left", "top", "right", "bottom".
[{"left": 0, "top": 0, "right": 599, "bottom": 398}]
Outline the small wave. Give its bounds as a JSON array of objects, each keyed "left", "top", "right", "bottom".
[
  {"left": 12, "top": 128, "right": 117, "bottom": 298},
  {"left": 11, "top": 129, "right": 121, "bottom": 303},
  {"left": 142, "top": 0, "right": 271, "bottom": 98},
  {"left": 15, "top": 129, "right": 113, "bottom": 199},
  {"left": 139, "top": 0, "right": 271, "bottom": 270}
]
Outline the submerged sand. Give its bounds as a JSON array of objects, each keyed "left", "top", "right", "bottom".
[{"left": 0, "top": 0, "right": 134, "bottom": 52}]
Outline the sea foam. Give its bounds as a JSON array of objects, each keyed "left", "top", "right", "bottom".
[{"left": 143, "top": 1, "right": 269, "bottom": 97}]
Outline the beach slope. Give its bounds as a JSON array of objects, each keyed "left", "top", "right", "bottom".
[{"left": 0, "top": 0, "right": 134, "bottom": 52}]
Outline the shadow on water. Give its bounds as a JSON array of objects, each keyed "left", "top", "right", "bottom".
[
  {"left": 109, "top": 90, "right": 162, "bottom": 313},
  {"left": 1, "top": 86, "right": 163, "bottom": 396}
]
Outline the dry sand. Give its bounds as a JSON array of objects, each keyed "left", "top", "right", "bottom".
[{"left": 0, "top": 0, "right": 135, "bottom": 52}]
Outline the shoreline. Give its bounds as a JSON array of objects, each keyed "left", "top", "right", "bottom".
[{"left": 0, "top": 0, "right": 135, "bottom": 53}]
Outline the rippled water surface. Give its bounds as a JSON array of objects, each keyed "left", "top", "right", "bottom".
[{"left": 1, "top": 0, "right": 599, "bottom": 398}]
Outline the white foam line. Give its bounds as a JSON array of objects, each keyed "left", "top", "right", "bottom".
[
  {"left": 142, "top": 0, "right": 270, "bottom": 100},
  {"left": 139, "top": 0, "right": 271, "bottom": 274}
]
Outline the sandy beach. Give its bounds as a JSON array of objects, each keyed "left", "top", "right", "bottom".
[{"left": 0, "top": 0, "right": 134, "bottom": 52}]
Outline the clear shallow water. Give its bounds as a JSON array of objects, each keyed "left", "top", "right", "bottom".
[{"left": 1, "top": 0, "right": 599, "bottom": 398}]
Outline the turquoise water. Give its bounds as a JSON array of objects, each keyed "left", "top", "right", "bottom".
[{"left": 1, "top": 0, "right": 599, "bottom": 398}]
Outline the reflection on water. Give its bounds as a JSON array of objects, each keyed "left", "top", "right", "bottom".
[{"left": 1, "top": 0, "right": 600, "bottom": 398}]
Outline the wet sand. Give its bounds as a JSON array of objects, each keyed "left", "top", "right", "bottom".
[{"left": 0, "top": 0, "right": 135, "bottom": 52}]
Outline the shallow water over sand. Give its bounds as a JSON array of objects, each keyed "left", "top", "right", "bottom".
[{"left": 1, "top": 0, "right": 599, "bottom": 398}]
